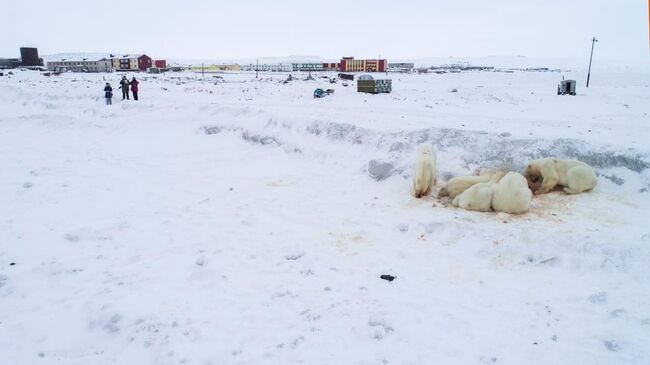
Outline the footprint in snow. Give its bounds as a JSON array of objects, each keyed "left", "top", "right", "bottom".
[
  {"left": 587, "top": 291, "right": 607, "bottom": 304},
  {"left": 604, "top": 340, "right": 622, "bottom": 352}
]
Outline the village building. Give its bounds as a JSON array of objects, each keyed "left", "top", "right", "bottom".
[
  {"left": 111, "top": 54, "right": 152, "bottom": 71},
  {"left": 47, "top": 58, "right": 113, "bottom": 72}
]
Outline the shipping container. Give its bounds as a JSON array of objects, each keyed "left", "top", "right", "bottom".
[{"left": 357, "top": 75, "right": 392, "bottom": 94}]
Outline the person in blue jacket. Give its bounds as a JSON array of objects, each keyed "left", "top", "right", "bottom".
[{"left": 104, "top": 83, "right": 113, "bottom": 105}]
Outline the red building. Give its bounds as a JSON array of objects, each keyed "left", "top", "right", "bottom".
[
  {"left": 154, "top": 60, "right": 167, "bottom": 69},
  {"left": 339, "top": 57, "right": 386, "bottom": 72},
  {"left": 137, "top": 54, "right": 152, "bottom": 71},
  {"left": 322, "top": 62, "right": 339, "bottom": 71}
]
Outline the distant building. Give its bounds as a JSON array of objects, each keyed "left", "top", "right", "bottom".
[
  {"left": 215, "top": 64, "right": 241, "bottom": 71},
  {"left": 292, "top": 63, "right": 325, "bottom": 72},
  {"left": 137, "top": 55, "right": 152, "bottom": 70},
  {"left": 111, "top": 54, "right": 152, "bottom": 71},
  {"left": 20, "top": 47, "right": 43, "bottom": 66},
  {"left": 209, "top": 64, "right": 241, "bottom": 71},
  {"left": 47, "top": 58, "right": 113, "bottom": 72},
  {"left": 290, "top": 63, "right": 344, "bottom": 72},
  {"left": 388, "top": 62, "right": 414, "bottom": 71},
  {"left": 189, "top": 64, "right": 242, "bottom": 72},
  {"left": 0, "top": 58, "right": 21, "bottom": 69},
  {"left": 323, "top": 62, "right": 340, "bottom": 71},
  {"left": 339, "top": 57, "right": 386, "bottom": 72},
  {"left": 154, "top": 60, "right": 167, "bottom": 69},
  {"left": 241, "top": 63, "right": 292, "bottom": 72},
  {"left": 112, "top": 56, "right": 135, "bottom": 71}
]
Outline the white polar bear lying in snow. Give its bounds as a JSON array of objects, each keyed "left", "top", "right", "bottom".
[
  {"left": 438, "top": 171, "right": 501, "bottom": 199},
  {"left": 452, "top": 171, "right": 505, "bottom": 212},
  {"left": 492, "top": 172, "right": 532, "bottom": 214},
  {"left": 524, "top": 158, "right": 597, "bottom": 195},
  {"left": 413, "top": 144, "right": 437, "bottom": 198}
]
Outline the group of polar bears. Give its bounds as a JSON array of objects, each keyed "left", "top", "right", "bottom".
[{"left": 412, "top": 145, "right": 598, "bottom": 214}]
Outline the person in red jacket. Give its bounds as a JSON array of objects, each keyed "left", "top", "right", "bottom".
[{"left": 129, "top": 77, "right": 140, "bottom": 101}]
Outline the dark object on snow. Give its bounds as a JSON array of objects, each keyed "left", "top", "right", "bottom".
[
  {"left": 380, "top": 274, "right": 396, "bottom": 282},
  {"left": 314, "top": 88, "right": 334, "bottom": 98},
  {"left": 9, "top": 262, "right": 16, "bottom": 266},
  {"left": 339, "top": 73, "right": 354, "bottom": 80},
  {"left": 314, "top": 88, "right": 326, "bottom": 98},
  {"left": 558, "top": 79, "right": 576, "bottom": 95},
  {"left": 368, "top": 160, "right": 395, "bottom": 181}
]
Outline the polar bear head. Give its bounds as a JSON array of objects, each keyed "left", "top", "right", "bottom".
[{"left": 524, "top": 164, "right": 543, "bottom": 191}]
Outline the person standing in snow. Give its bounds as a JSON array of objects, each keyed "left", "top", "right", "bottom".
[
  {"left": 119, "top": 76, "right": 130, "bottom": 100},
  {"left": 130, "top": 77, "right": 139, "bottom": 101},
  {"left": 104, "top": 83, "right": 113, "bottom": 105}
]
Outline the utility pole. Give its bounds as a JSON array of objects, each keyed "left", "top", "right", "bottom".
[
  {"left": 256, "top": 59, "right": 259, "bottom": 79},
  {"left": 201, "top": 63, "right": 204, "bottom": 79},
  {"left": 586, "top": 36, "right": 598, "bottom": 88}
]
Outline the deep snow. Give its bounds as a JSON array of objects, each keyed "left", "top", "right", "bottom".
[{"left": 1, "top": 67, "right": 649, "bottom": 364}]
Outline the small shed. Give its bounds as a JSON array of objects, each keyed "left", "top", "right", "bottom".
[
  {"left": 357, "top": 74, "right": 392, "bottom": 94},
  {"left": 557, "top": 80, "right": 576, "bottom": 95}
]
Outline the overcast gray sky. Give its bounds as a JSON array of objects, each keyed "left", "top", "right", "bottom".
[{"left": 3, "top": 0, "right": 648, "bottom": 62}]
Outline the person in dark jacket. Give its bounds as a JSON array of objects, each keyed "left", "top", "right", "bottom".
[
  {"left": 129, "top": 77, "right": 140, "bottom": 101},
  {"left": 104, "top": 83, "right": 113, "bottom": 105},
  {"left": 119, "top": 76, "right": 130, "bottom": 100}
]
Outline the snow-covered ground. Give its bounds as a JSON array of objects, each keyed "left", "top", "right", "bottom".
[{"left": 1, "top": 67, "right": 649, "bottom": 364}]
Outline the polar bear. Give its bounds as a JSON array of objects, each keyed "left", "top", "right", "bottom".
[
  {"left": 524, "top": 158, "right": 597, "bottom": 195},
  {"left": 438, "top": 171, "right": 497, "bottom": 199},
  {"left": 412, "top": 144, "right": 437, "bottom": 198},
  {"left": 491, "top": 172, "right": 532, "bottom": 214},
  {"left": 452, "top": 171, "right": 505, "bottom": 212}
]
